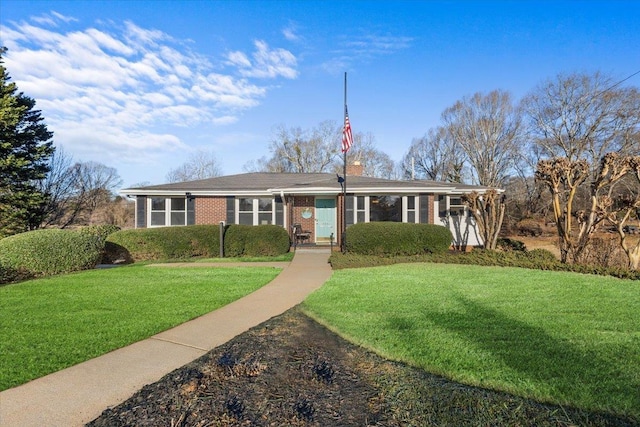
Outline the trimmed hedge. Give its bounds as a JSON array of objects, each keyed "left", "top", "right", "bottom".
[
  {"left": 224, "top": 224, "right": 290, "bottom": 257},
  {"left": 0, "top": 229, "right": 103, "bottom": 278},
  {"left": 329, "top": 249, "right": 640, "bottom": 280},
  {"left": 0, "top": 263, "right": 25, "bottom": 285},
  {"left": 105, "top": 224, "right": 291, "bottom": 262},
  {"left": 104, "top": 225, "right": 221, "bottom": 262},
  {"left": 78, "top": 224, "right": 121, "bottom": 243},
  {"left": 346, "top": 222, "right": 452, "bottom": 256}
]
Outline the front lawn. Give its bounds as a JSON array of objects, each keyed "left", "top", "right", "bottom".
[
  {"left": 0, "top": 265, "right": 280, "bottom": 390},
  {"left": 303, "top": 263, "right": 640, "bottom": 419}
]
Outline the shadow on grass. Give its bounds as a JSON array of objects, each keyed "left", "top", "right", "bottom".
[{"left": 387, "top": 295, "right": 639, "bottom": 418}]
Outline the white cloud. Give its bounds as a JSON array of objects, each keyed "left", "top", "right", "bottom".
[
  {"left": 322, "top": 32, "right": 414, "bottom": 74},
  {"left": 227, "top": 40, "right": 298, "bottom": 79},
  {"left": 282, "top": 23, "right": 302, "bottom": 42},
  {"left": 0, "top": 15, "right": 299, "bottom": 172},
  {"left": 31, "top": 11, "right": 78, "bottom": 27}
]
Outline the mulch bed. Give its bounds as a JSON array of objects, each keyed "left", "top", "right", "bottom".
[{"left": 88, "top": 308, "right": 637, "bottom": 426}]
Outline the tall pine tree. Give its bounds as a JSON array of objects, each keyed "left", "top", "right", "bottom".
[{"left": 1, "top": 47, "right": 54, "bottom": 237}]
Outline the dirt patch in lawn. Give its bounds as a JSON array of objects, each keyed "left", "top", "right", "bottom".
[{"left": 87, "top": 308, "right": 635, "bottom": 426}]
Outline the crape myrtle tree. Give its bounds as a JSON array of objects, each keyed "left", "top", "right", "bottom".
[
  {"left": 535, "top": 153, "right": 636, "bottom": 264},
  {"left": 441, "top": 90, "right": 523, "bottom": 249},
  {"left": 525, "top": 72, "right": 640, "bottom": 263},
  {"left": 603, "top": 153, "right": 640, "bottom": 270},
  {"left": 0, "top": 47, "right": 54, "bottom": 237}
]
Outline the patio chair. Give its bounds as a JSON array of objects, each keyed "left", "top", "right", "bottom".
[{"left": 292, "top": 223, "right": 311, "bottom": 246}]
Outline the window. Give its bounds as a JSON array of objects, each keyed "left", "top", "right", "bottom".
[
  {"left": 149, "top": 197, "right": 188, "bottom": 226},
  {"left": 449, "top": 196, "right": 465, "bottom": 216},
  {"left": 438, "top": 195, "right": 465, "bottom": 217},
  {"left": 258, "top": 198, "right": 273, "bottom": 225},
  {"left": 370, "top": 196, "right": 402, "bottom": 222},
  {"left": 170, "top": 197, "right": 187, "bottom": 225},
  {"left": 238, "top": 198, "right": 253, "bottom": 225},
  {"left": 236, "top": 198, "right": 275, "bottom": 225},
  {"left": 150, "top": 198, "right": 166, "bottom": 226},
  {"left": 405, "top": 196, "right": 416, "bottom": 223},
  {"left": 356, "top": 196, "right": 366, "bottom": 223}
]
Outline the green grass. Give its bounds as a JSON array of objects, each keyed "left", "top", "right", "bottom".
[
  {"left": 0, "top": 265, "right": 280, "bottom": 390},
  {"left": 303, "top": 263, "right": 640, "bottom": 419}
]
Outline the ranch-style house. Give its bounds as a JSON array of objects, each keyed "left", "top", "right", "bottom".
[{"left": 121, "top": 163, "right": 492, "bottom": 248}]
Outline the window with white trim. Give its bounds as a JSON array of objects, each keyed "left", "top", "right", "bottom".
[
  {"left": 258, "top": 198, "right": 273, "bottom": 224},
  {"left": 438, "top": 195, "right": 465, "bottom": 217},
  {"left": 236, "top": 198, "right": 275, "bottom": 225},
  {"left": 150, "top": 198, "right": 166, "bottom": 226},
  {"left": 170, "top": 197, "right": 187, "bottom": 225},
  {"left": 149, "top": 197, "right": 188, "bottom": 226},
  {"left": 238, "top": 198, "right": 253, "bottom": 225},
  {"left": 404, "top": 196, "right": 417, "bottom": 223},
  {"left": 356, "top": 196, "right": 367, "bottom": 223}
]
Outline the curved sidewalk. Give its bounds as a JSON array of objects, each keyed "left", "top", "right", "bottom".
[{"left": 0, "top": 248, "right": 332, "bottom": 427}]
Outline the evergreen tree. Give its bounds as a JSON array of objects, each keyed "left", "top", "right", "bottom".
[{"left": 0, "top": 47, "right": 54, "bottom": 237}]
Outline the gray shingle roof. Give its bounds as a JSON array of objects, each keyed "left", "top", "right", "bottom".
[{"left": 122, "top": 172, "right": 492, "bottom": 195}]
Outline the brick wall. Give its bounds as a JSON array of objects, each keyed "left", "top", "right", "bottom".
[
  {"left": 427, "top": 194, "right": 434, "bottom": 224},
  {"left": 292, "top": 196, "right": 315, "bottom": 241},
  {"left": 195, "top": 196, "right": 227, "bottom": 224}
]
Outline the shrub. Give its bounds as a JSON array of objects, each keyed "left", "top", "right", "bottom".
[
  {"left": 346, "top": 222, "right": 452, "bottom": 256},
  {"left": 526, "top": 248, "right": 558, "bottom": 264},
  {"left": 515, "top": 218, "right": 543, "bottom": 237},
  {"left": 105, "top": 225, "right": 221, "bottom": 262},
  {"left": 0, "top": 262, "right": 26, "bottom": 285},
  {"left": 223, "top": 225, "right": 249, "bottom": 258},
  {"left": 329, "top": 247, "right": 640, "bottom": 280},
  {"left": 0, "top": 229, "right": 103, "bottom": 277},
  {"left": 78, "top": 224, "right": 121, "bottom": 243},
  {"left": 243, "top": 225, "right": 290, "bottom": 256},
  {"left": 224, "top": 225, "right": 290, "bottom": 257},
  {"left": 497, "top": 238, "right": 526, "bottom": 252}
]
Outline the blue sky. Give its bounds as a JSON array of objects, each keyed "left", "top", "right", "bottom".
[{"left": 2, "top": 0, "right": 639, "bottom": 187}]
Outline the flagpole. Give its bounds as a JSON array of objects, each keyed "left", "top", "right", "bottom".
[{"left": 342, "top": 72, "right": 347, "bottom": 253}]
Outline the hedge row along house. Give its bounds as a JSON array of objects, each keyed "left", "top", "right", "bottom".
[{"left": 121, "top": 163, "right": 493, "bottom": 249}]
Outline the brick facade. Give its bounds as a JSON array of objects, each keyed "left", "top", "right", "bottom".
[
  {"left": 427, "top": 194, "right": 434, "bottom": 224},
  {"left": 291, "top": 196, "right": 316, "bottom": 242},
  {"left": 195, "top": 196, "right": 227, "bottom": 225}
]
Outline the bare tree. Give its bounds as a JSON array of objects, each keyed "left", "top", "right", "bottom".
[
  {"left": 401, "top": 127, "right": 465, "bottom": 182},
  {"left": 536, "top": 153, "right": 634, "bottom": 264},
  {"left": 35, "top": 148, "right": 78, "bottom": 227},
  {"left": 166, "top": 150, "right": 223, "bottom": 183},
  {"left": 259, "top": 121, "right": 341, "bottom": 173},
  {"left": 463, "top": 190, "right": 506, "bottom": 250},
  {"left": 522, "top": 71, "right": 640, "bottom": 169},
  {"left": 342, "top": 132, "right": 396, "bottom": 179},
  {"left": 442, "top": 90, "right": 523, "bottom": 188},
  {"left": 605, "top": 156, "right": 640, "bottom": 270},
  {"left": 67, "top": 161, "right": 123, "bottom": 226}
]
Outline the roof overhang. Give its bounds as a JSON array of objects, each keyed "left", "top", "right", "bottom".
[{"left": 121, "top": 184, "right": 501, "bottom": 198}]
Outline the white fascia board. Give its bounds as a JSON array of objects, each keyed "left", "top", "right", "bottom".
[
  {"left": 272, "top": 185, "right": 454, "bottom": 195},
  {"left": 119, "top": 189, "right": 273, "bottom": 197},
  {"left": 268, "top": 187, "right": 339, "bottom": 195}
]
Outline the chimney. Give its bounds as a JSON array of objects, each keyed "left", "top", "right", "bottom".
[{"left": 346, "top": 161, "right": 364, "bottom": 176}]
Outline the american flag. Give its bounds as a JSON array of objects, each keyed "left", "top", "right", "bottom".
[{"left": 341, "top": 106, "right": 353, "bottom": 153}]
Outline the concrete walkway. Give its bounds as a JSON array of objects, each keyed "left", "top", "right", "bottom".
[{"left": 0, "top": 248, "right": 332, "bottom": 427}]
